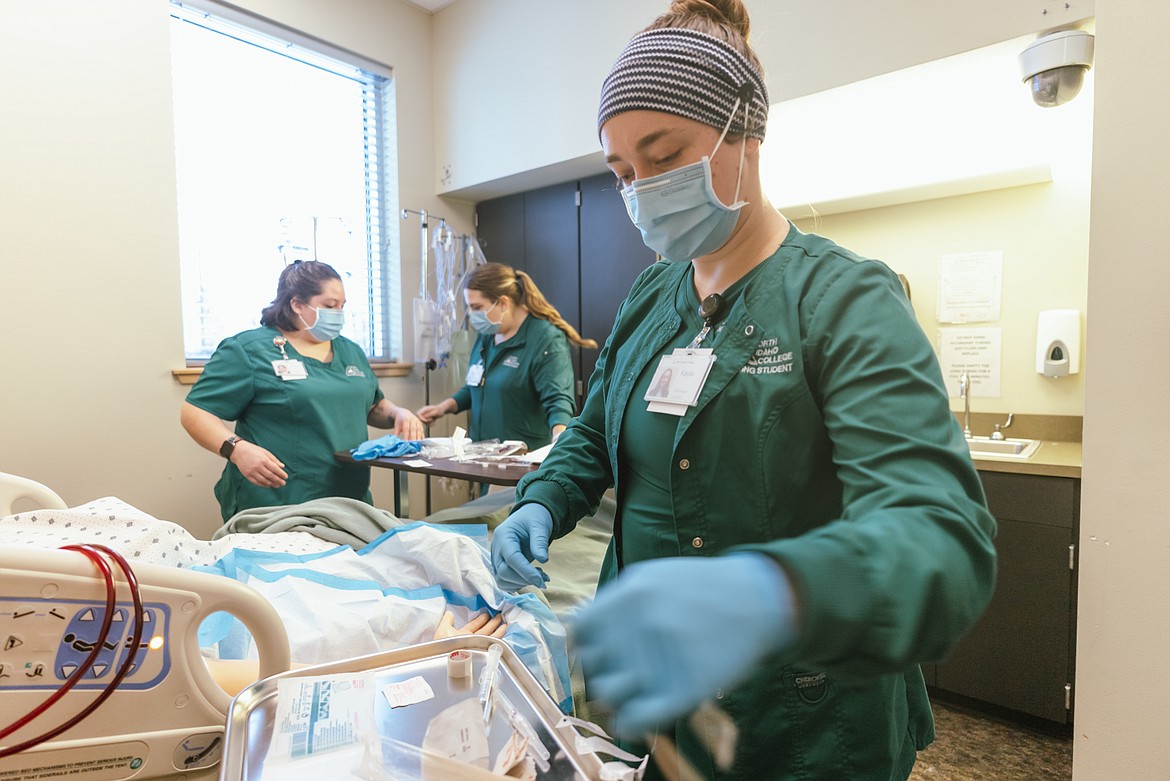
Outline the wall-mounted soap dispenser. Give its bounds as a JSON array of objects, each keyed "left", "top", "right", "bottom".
[{"left": 1036, "top": 309, "right": 1081, "bottom": 378}]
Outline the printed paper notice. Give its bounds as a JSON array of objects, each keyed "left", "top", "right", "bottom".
[
  {"left": 938, "top": 328, "right": 1001, "bottom": 397},
  {"left": 937, "top": 251, "right": 1002, "bottom": 323}
]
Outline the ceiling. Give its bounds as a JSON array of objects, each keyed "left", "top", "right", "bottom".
[{"left": 405, "top": 0, "right": 459, "bottom": 12}]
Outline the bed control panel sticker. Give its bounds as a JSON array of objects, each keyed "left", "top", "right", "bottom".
[
  {"left": 0, "top": 741, "right": 149, "bottom": 781},
  {"left": 0, "top": 598, "right": 171, "bottom": 690}
]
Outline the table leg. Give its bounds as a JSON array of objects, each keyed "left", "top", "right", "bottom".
[
  {"left": 392, "top": 472, "right": 401, "bottom": 518},
  {"left": 396, "top": 470, "right": 411, "bottom": 518}
]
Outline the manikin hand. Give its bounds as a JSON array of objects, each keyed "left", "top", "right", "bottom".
[
  {"left": 490, "top": 504, "right": 554, "bottom": 591},
  {"left": 571, "top": 553, "right": 798, "bottom": 737},
  {"left": 432, "top": 610, "right": 507, "bottom": 640}
]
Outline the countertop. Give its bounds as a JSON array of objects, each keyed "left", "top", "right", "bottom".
[{"left": 971, "top": 440, "right": 1082, "bottom": 479}]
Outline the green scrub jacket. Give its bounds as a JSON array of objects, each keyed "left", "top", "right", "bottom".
[
  {"left": 515, "top": 228, "right": 997, "bottom": 780},
  {"left": 451, "top": 316, "right": 575, "bottom": 449},
  {"left": 185, "top": 327, "right": 383, "bottom": 521}
]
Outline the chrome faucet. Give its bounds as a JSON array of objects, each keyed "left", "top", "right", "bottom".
[
  {"left": 990, "top": 413, "right": 1013, "bottom": 441},
  {"left": 958, "top": 373, "right": 972, "bottom": 438}
]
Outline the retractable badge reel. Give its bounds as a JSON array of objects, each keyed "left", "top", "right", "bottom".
[
  {"left": 645, "top": 294, "right": 724, "bottom": 415},
  {"left": 271, "top": 336, "right": 308, "bottom": 380}
]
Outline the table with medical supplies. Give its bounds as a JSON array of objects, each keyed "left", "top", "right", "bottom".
[{"left": 334, "top": 450, "right": 538, "bottom": 518}]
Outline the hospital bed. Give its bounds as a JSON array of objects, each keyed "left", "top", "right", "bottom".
[{"left": 0, "top": 473, "right": 622, "bottom": 780}]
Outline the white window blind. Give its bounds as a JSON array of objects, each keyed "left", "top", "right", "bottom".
[{"left": 170, "top": 1, "right": 400, "bottom": 360}]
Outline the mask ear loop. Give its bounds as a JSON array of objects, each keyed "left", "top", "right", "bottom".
[
  {"left": 709, "top": 98, "right": 740, "bottom": 160},
  {"left": 710, "top": 84, "right": 756, "bottom": 206},
  {"left": 733, "top": 86, "right": 753, "bottom": 203}
]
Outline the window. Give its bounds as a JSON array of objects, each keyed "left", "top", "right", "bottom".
[{"left": 169, "top": 1, "right": 400, "bottom": 361}]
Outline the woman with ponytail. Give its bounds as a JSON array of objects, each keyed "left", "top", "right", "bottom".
[
  {"left": 416, "top": 262, "right": 596, "bottom": 450},
  {"left": 489, "top": 1, "right": 996, "bottom": 777}
]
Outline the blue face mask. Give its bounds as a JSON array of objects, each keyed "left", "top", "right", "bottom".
[
  {"left": 300, "top": 307, "right": 345, "bottom": 341},
  {"left": 619, "top": 97, "right": 750, "bottom": 262},
  {"left": 469, "top": 301, "right": 502, "bottom": 335}
]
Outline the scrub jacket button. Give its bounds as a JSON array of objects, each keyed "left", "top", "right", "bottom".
[
  {"left": 745, "top": 324, "right": 755, "bottom": 336},
  {"left": 679, "top": 458, "right": 691, "bottom": 470},
  {"left": 691, "top": 537, "right": 704, "bottom": 549}
]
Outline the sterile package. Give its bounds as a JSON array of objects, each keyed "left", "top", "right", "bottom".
[
  {"left": 419, "top": 436, "right": 474, "bottom": 459},
  {"left": 219, "top": 637, "right": 645, "bottom": 781}
]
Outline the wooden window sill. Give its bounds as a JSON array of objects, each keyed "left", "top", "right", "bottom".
[{"left": 172, "top": 362, "right": 414, "bottom": 385}]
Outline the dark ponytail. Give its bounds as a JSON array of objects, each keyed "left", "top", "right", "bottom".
[{"left": 465, "top": 263, "right": 598, "bottom": 349}]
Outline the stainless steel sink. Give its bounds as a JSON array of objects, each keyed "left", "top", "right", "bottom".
[{"left": 966, "top": 436, "right": 1041, "bottom": 458}]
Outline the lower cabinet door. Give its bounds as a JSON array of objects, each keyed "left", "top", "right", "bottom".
[{"left": 935, "top": 517, "right": 1073, "bottom": 723}]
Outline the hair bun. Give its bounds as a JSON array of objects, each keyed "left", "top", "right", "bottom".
[{"left": 668, "top": 0, "right": 750, "bottom": 39}]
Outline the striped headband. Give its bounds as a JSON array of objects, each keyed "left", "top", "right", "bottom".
[{"left": 598, "top": 27, "right": 769, "bottom": 141}]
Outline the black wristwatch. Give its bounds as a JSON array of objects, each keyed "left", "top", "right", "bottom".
[{"left": 219, "top": 435, "right": 242, "bottom": 459}]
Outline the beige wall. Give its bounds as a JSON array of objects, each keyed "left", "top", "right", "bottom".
[
  {"left": 795, "top": 167, "right": 1090, "bottom": 418},
  {"left": 0, "top": 0, "right": 469, "bottom": 538},
  {"left": 1076, "top": 0, "right": 1170, "bottom": 775}
]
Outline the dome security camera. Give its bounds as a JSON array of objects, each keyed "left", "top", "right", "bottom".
[{"left": 1019, "top": 29, "right": 1095, "bottom": 107}]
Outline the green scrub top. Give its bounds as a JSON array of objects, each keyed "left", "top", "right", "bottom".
[
  {"left": 185, "top": 326, "right": 384, "bottom": 521},
  {"left": 450, "top": 316, "right": 575, "bottom": 449},
  {"left": 619, "top": 262, "right": 766, "bottom": 564},
  {"left": 516, "top": 228, "right": 996, "bottom": 779}
]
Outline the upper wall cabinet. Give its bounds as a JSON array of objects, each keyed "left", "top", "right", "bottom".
[{"left": 476, "top": 173, "right": 656, "bottom": 408}]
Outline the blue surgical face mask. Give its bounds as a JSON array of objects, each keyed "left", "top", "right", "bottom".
[
  {"left": 619, "top": 97, "right": 750, "bottom": 262},
  {"left": 469, "top": 300, "right": 502, "bottom": 335},
  {"left": 300, "top": 307, "right": 345, "bottom": 341}
]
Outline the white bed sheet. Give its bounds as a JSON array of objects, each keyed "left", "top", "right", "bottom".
[{"left": 0, "top": 496, "right": 575, "bottom": 711}]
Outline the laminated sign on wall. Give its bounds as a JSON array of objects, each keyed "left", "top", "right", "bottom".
[{"left": 937, "top": 251, "right": 1003, "bottom": 324}]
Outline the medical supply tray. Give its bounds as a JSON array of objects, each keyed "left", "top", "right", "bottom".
[{"left": 219, "top": 636, "right": 602, "bottom": 781}]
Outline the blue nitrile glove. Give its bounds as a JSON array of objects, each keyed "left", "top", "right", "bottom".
[
  {"left": 350, "top": 434, "right": 422, "bottom": 461},
  {"left": 490, "top": 503, "right": 554, "bottom": 591},
  {"left": 571, "top": 553, "right": 797, "bottom": 737}
]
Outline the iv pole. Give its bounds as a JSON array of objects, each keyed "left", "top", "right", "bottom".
[
  {"left": 401, "top": 209, "right": 478, "bottom": 514},
  {"left": 402, "top": 208, "right": 439, "bottom": 515}
]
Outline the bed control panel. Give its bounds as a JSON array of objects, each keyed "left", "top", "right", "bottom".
[
  {"left": 0, "top": 546, "right": 290, "bottom": 781},
  {"left": 0, "top": 599, "right": 171, "bottom": 690}
]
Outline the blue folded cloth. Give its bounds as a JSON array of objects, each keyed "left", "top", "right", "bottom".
[{"left": 350, "top": 434, "right": 423, "bottom": 461}]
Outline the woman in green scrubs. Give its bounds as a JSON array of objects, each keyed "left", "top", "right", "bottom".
[
  {"left": 416, "top": 263, "right": 596, "bottom": 450},
  {"left": 488, "top": 2, "right": 997, "bottom": 778},
  {"left": 181, "top": 260, "right": 423, "bottom": 521}
]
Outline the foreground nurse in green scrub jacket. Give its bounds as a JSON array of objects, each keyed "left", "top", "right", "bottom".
[
  {"left": 416, "top": 263, "right": 597, "bottom": 449},
  {"left": 490, "top": 1, "right": 997, "bottom": 778},
  {"left": 181, "top": 260, "right": 423, "bottom": 522}
]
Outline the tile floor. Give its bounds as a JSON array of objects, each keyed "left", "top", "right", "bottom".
[{"left": 910, "top": 698, "right": 1073, "bottom": 780}]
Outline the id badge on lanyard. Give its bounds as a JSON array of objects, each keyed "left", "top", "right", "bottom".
[
  {"left": 465, "top": 362, "right": 485, "bottom": 387},
  {"left": 645, "top": 292, "right": 726, "bottom": 416},
  {"left": 271, "top": 336, "right": 308, "bottom": 380},
  {"left": 644, "top": 349, "right": 716, "bottom": 416}
]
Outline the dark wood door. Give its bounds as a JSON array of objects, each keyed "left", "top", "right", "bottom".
[
  {"left": 578, "top": 172, "right": 657, "bottom": 397},
  {"left": 475, "top": 192, "right": 525, "bottom": 269},
  {"left": 521, "top": 180, "right": 580, "bottom": 335}
]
